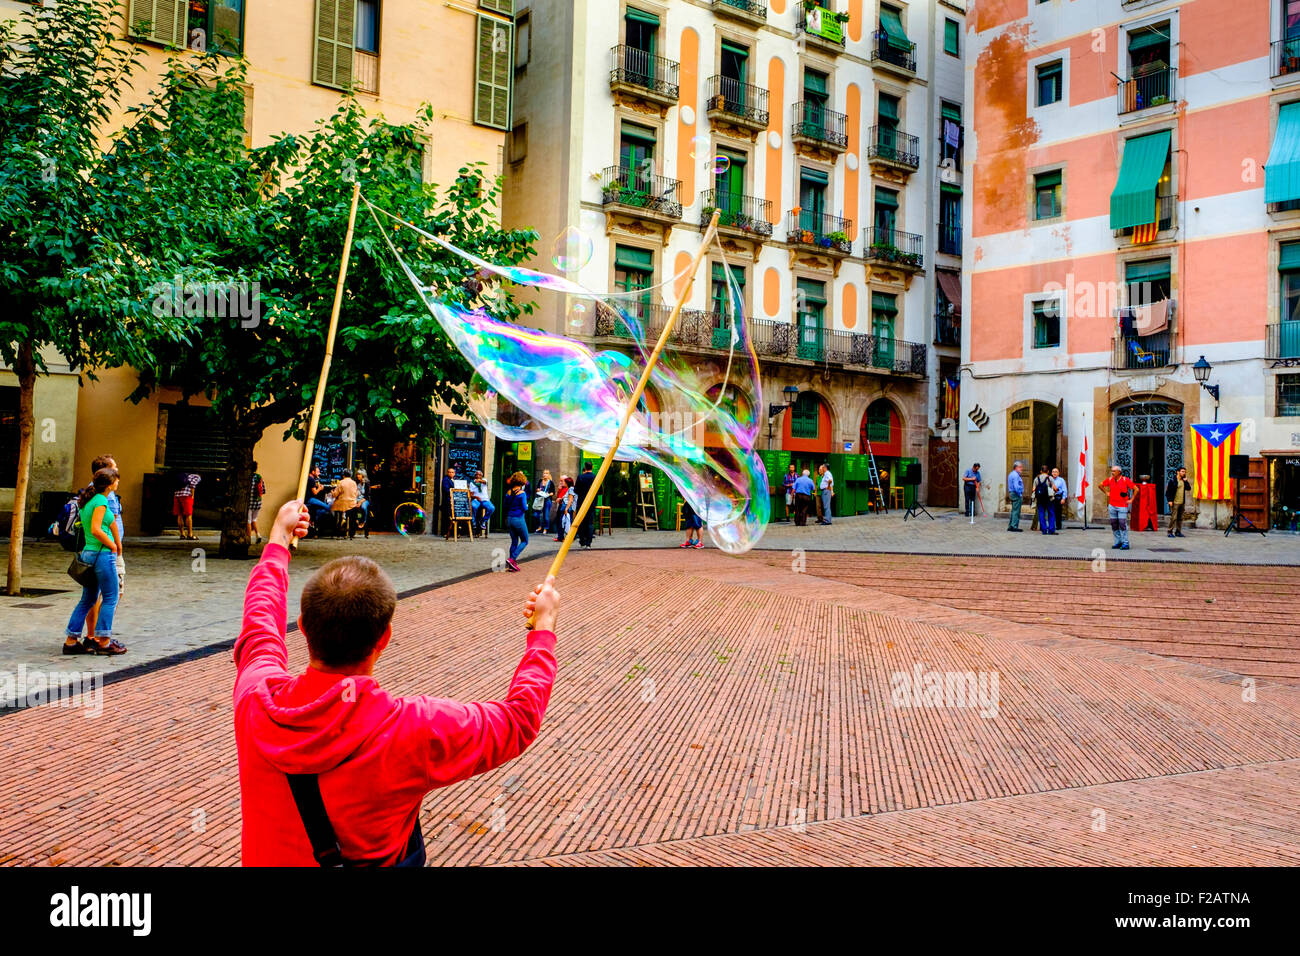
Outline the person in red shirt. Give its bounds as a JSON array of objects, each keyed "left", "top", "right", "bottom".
[
  {"left": 233, "top": 501, "right": 559, "bottom": 866},
  {"left": 1099, "top": 465, "right": 1138, "bottom": 550}
]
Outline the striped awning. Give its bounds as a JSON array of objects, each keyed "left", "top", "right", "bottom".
[{"left": 1109, "top": 130, "right": 1170, "bottom": 230}]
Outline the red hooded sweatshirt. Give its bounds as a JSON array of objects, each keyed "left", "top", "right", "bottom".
[{"left": 233, "top": 544, "right": 557, "bottom": 866}]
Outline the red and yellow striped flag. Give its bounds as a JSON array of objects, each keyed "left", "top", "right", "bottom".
[
  {"left": 1190, "top": 422, "right": 1241, "bottom": 500},
  {"left": 1131, "top": 220, "right": 1158, "bottom": 244}
]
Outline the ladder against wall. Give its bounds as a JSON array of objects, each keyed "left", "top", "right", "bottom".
[{"left": 636, "top": 473, "right": 659, "bottom": 530}]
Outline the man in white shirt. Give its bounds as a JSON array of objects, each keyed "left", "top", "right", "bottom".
[
  {"left": 469, "top": 470, "right": 494, "bottom": 535},
  {"left": 817, "top": 463, "right": 835, "bottom": 526}
]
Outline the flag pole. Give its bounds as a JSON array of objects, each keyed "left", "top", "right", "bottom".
[
  {"left": 526, "top": 211, "right": 722, "bottom": 627},
  {"left": 291, "top": 181, "right": 362, "bottom": 549}
]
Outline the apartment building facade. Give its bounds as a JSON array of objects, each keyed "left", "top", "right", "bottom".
[
  {"left": 963, "top": 0, "right": 1300, "bottom": 529},
  {"left": 0, "top": 0, "right": 514, "bottom": 535},
  {"left": 504, "top": 0, "right": 967, "bottom": 516}
]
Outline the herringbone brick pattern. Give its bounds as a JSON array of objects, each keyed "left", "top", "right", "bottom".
[{"left": 1, "top": 550, "right": 1296, "bottom": 866}]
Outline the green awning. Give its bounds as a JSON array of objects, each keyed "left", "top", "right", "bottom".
[
  {"left": 941, "top": 182, "right": 963, "bottom": 196},
  {"left": 1035, "top": 170, "right": 1061, "bottom": 189},
  {"left": 1266, "top": 103, "right": 1300, "bottom": 205},
  {"left": 615, "top": 245, "right": 653, "bottom": 270},
  {"left": 941, "top": 102, "right": 961, "bottom": 122},
  {"left": 871, "top": 292, "right": 898, "bottom": 314},
  {"left": 1282, "top": 241, "right": 1300, "bottom": 271},
  {"left": 712, "top": 263, "right": 746, "bottom": 286},
  {"left": 796, "top": 278, "right": 826, "bottom": 303},
  {"left": 879, "top": 7, "right": 911, "bottom": 50},
  {"left": 878, "top": 95, "right": 899, "bottom": 122},
  {"left": 1125, "top": 258, "right": 1171, "bottom": 283},
  {"left": 801, "top": 167, "right": 829, "bottom": 186},
  {"left": 803, "top": 69, "right": 828, "bottom": 97},
  {"left": 1109, "top": 129, "right": 1170, "bottom": 230},
  {"left": 626, "top": 8, "right": 659, "bottom": 27},
  {"left": 621, "top": 122, "right": 657, "bottom": 144},
  {"left": 721, "top": 39, "right": 749, "bottom": 58},
  {"left": 1127, "top": 28, "right": 1166, "bottom": 54},
  {"left": 875, "top": 188, "right": 898, "bottom": 208}
]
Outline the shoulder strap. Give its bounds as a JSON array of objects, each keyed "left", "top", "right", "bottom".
[{"left": 285, "top": 773, "right": 348, "bottom": 867}]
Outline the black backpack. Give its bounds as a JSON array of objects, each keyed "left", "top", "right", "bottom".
[{"left": 55, "top": 493, "right": 85, "bottom": 553}]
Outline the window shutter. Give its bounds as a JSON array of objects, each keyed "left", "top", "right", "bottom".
[
  {"left": 475, "top": 14, "right": 514, "bottom": 130},
  {"left": 314, "top": 0, "right": 356, "bottom": 91},
  {"left": 128, "top": 0, "right": 188, "bottom": 48},
  {"left": 480, "top": 0, "right": 515, "bottom": 14}
]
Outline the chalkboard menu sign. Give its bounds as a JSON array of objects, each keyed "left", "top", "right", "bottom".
[
  {"left": 312, "top": 435, "right": 350, "bottom": 482},
  {"left": 450, "top": 487, "right": 473, "bottom": 520},
  {"left": 447, "top": 422, "right": 484, "bottom": 481}
]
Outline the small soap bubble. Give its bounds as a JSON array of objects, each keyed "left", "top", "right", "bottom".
[{"left": 551, "top": 227, "right": 594, "bottom": 273}]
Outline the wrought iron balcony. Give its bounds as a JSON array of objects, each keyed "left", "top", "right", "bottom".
[
  {"left": 705, "top": 75, "right": 770, "bottom": 130},
  {"left": 752, "top": 318, "right": 927, "bottom": 374},
  {"left": 609, "top": 45, "right": 680, "bottom": 105},
  {"left": 791, "top": 101, "right": 849, "bottom": 151},
  {"left": 934, "top": 309, "right": 961, "bottom": 347},
  {"left": 938, "top": 221, "right": 962, "bottom": 256},
  {"left": 1117, "top": 66, "right": 1175, "bottom": 114},
  {"left": 1268, "top": 320, "right": 1300, "bottom": 366},
  {"left": 700, "top": 189, "right": 774, "bottom": 239},
  {"left": 787, "top": 210, "right": 853, "bottom": 255},
  {"left": 863, "top": 226, "right": 924, "bottom": 271},
  {"left": 600, "top": 165, "right": 684, "bottom": 220},
  {"left": 1112, "top": 329, "right": 1173, "bottom": 370},
  {"left": 871, "top": 31, "right": 916, "bottom": 73},
  {"left": 1274, "top": 38, "right": 1300, "bottom": 78},
  {"left": 593, "top": 301, "right": 673, "bottom": 340},
  {"left": 712, "top": 0, "right": 767, "bottom": 26},
  {"left": 796, "top": 2, "right": 847, "bottom": 52},
  {"left": 1113, "top": 193, "right": 1176, "bottom": 240},
  {"left": 867, "top": 126, "right": 919, "bottom": 171}
]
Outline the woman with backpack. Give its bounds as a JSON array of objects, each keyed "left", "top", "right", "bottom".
[
  {"left": 1033, "top": 464, "right": 1058, "bottom": 535},
  {"left": 248, "top": 462, "right": 266, "bottom": 544},
  {"left": 63, "top": 467, "right": 127, "bottom": 656}
]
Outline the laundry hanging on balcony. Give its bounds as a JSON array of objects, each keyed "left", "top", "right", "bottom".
[
  {"left": 1266, "top": 102, "right": 1300, "bottom": 207},
  {"left": 1110, "top": 129, "right": 1171, "bottom": 232}
]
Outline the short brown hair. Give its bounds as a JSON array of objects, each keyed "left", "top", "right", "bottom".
[
  {"left": 91, "top": 454, "right": 116, "bottom": 474},
  {"left": 300, "top": 557, "right": 398, "bottom": 667}
]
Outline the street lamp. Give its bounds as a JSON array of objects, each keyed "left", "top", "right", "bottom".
[
  {"left": 1192, "top": 355, "right": 1220, "bottom": 421},
  {"left": 767, "top": 385, "right": 800, "bottom": 446}
]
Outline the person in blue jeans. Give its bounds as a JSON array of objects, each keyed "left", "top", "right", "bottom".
[
  {"left": 504, "top": 471, "right": 530, "bottom": 572},
  {"left": 64, "top": 467, "right": 127, "bottom": 655}
]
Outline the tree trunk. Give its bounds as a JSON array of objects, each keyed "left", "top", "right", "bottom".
[
  {"left": 219, "top": 424, "right": 258, "bottom": 559},
  {"left": 6, "top": 342, "right": 37, "bottom": 595}
]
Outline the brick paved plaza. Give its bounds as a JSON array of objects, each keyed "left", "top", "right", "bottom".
[{"left": 1, "top": 540, "right": 1297, "bottom": 866}]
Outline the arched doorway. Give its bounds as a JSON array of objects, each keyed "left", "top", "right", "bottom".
[
  {"left": 783, "top": 391, "right": 832, "bottom": 474},
  {"left": 1006, "top": 400, "right": 1064, "bottom": 485},
  {"left": 861, "top": 399, "right": 903, "bottom": 496},
  {"left": 1113, "top": 400, "right": 1184, "bottom": 514}
]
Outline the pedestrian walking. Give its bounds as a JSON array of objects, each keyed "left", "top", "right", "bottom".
[
  {"left": 63, "top": 467, "right": 126, "bottom": 656},
  {"left": 1033, "top": 465, "right": 1057, "bottom": 535},
  {"left": 1006, "top": 461, "right": 1025, "bottom": 532},
  {"left": 504, "top": 472, "right": 530, "bottom": 571},
  {"left": 534, "top": 470, "right": 555, "bottom": 533},
  {"left": 680, "top": 499, "right": 703, "bottom": 548},
  {"left": 962, "top": 463, "right": 982, "bottom": 519},
  {"left": 173, "top": 468, "right": 201, "bottom": 540},
  {"left": 783, "top": 464, "right": 797, "bottom": 521},
  {"left": 233, "top": 500, "right": 559, "bottom": 866},
  {"left": 248, "top": 462, "right": 265, "bottom": 544},
  {"left": 817, "top": 463, "right": 835, "bottom": 525},
  {"left": 1051, "top": 467, "right": 1068, "bottom": 531},
  {"left": 1100, "top": 465, "right": 1137, "bottom": 550},
  {"left": 575, "top": 461, "right": 596, "bottom": 549},
  {"left": 1166, "top": 466, "right": 1191, "bottom": 538},
  {"left": 79, "top": 454, "right": 125, "bottom": 648},
  {"left": 793, "top": 469, "right": 815, "bottom": 526},
  {"left": 556, "top": 476, "right": 577, "bottom": 540}
]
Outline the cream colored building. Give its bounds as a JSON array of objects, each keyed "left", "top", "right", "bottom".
[{"left": 0, "top": 0, "right": 515, "bottom": 536}]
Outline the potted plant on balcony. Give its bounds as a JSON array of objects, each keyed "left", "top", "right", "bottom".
[
  {"left": 801, "top": 229, "right": 815, "bottom": 244},
  {"left": 826, "top": 229, "right": 850, "bottom": 250}
]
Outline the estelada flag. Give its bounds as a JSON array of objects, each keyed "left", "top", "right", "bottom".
[{"left": 1190, "top": 422, "right": 1241, "bottom": 500}]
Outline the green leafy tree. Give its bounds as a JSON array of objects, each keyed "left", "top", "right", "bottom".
[
  {"left": 0, "top": 0, "right": 192, "bottom": 594},
  {"left": 118, "top": 75, "right": 536, "bottom": 558}
]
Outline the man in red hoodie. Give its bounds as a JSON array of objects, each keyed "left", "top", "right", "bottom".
[{"left": 233, "top": 501, "right": 559, "bottom": 866}]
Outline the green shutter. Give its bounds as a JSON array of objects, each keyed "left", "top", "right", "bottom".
[
  {"left": 721, "top": 39, "right": 749, "bottom": 58},
  {"left": 128, "top": 0, "right": 188, "bottom": 47},
  {"left": 480, "top": 0, "right": 515, "bottom": 14},
  {"left": 944, "top": 19, "right": 959, "bottom": 55},
  {"left": 879, "top": 6, "right": 911, "bottom": 50},
  {"left": 800, "top": 167, "right": 829, "bottom": 186},
  {"left": 878, "top": 95, "right": 899, "bottom": 122},
  {"left": 712, "top": 264, "right": 746, "bottom": 286},
  {"left": 803, "top": 69, "right": 828, "bottom": 97},
  {"left": 1266, "top": 103, "right": 1300, "bottom": 205},
  {"left": 1281, "top": 242, "right": 1300, "bottom": 272},
  {"left": 941, "top": 103, "right": 962, "bottom": 122},
  {"left": 474, "top": 14, "right": 514, "bottom": 130},
  {"left": 615, "top": 246, "right": 654, "bottom": 271},
  {"left": 621, "top": 122, "right": 657, "bottom": 144},
  {"left": 797, "top": 278, "right": 826, "bottom": 304},
  {"left": 313, "top": 0, "right": 356, "bottom": 91},
  {"left": 871, "top": 292, "right": 898, "bottom": 314},
  {"left": 940, "top": 182, "right": 963, "bottom": 197},
  {"left": 875, "top": 188, "right": 899, "bottom": 208},
  {"left": 1109, "top": 129, "right": 1170, "bottom": 230},
  {"left": 1127, "top": 28, "right": 1166, "bottom": 54},
  {"left": 626, "top": 8, "right": 660, "bottom": 27},
  {"left": 1035, "top": 170, "right": 1062, "bottom": 189},
  {"left": 1125, "top": 258, "right": 1171, "bottom": 283}
]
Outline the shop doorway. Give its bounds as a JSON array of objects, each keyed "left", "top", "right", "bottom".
[{"left": 1113, "top": 401, "right": 1183, "bottom": 516}]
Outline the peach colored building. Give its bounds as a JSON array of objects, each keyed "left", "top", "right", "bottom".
[{"left": 963, "top": 0, "right": 1300, "bottom": 529}]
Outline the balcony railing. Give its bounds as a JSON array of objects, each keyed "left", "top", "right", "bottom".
[
  {"left": 791, "top": 101, "right": 849, "bottom": 149},
  {"left": 864, "top": 226, "right": 924, "bottom": 270},
  {"left": 353, "top": 50, "right": 379, "bottom": 94},
  {"left": 787, "top": 210, "right": 853, "bottom": 254},
  {"left": 871, "top": 32, "right": 916, "bottom": 73},
  {"left": 593, "top": 301, "right": 673, "bottom": 340},
  {"left": 1112, "top": 328, "right": 1174, "bottom": 370},
  {"left": 938, "top": 221, "right": 962, "bottom": 256},
  {"left": 867, "top": 126, "right": 920, "bottom": 170},
  {"left": 609, "top": 45, "right": 680, "bottom": 102},
  {"left": 1274, "top": 38, "right": 1300, "bottom": 78},
  {"left": 600, "top": 165, "right": 684, "bottom": 219},
  {"left": 796, "top": 2, "right": 847, "bottom": 49},
  {"left": 1117, "top": 66, "right": 1175, "bottom": 114},
  {"left": 706, "top": 75, "right": 770, "bottom": 128},
  {"left": 934, "top": 309, "right": 961, "bottom": 347},
  {"left": 712, "top": 0, "right": 767, "bottom": 23},
  {"left": 752, "top": 318, "right": 927, "bottom": 373},
  {"left": 1113, "top": 193, "right": 1176, "bottom": 239},
  {"left": 1268, "top": 320, "right": 1300, "bottom": 364},
  {"left": 701, "top": 189, "right": 774, "bottom": 238}
]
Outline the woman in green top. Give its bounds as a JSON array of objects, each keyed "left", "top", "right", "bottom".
[{"left": 64, "top": 467, "right": 127, "bottom": 655}]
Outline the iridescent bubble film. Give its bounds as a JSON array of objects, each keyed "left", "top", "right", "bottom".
[{"left": 366, "top": 200, "right": 769, "bottom": 553}]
